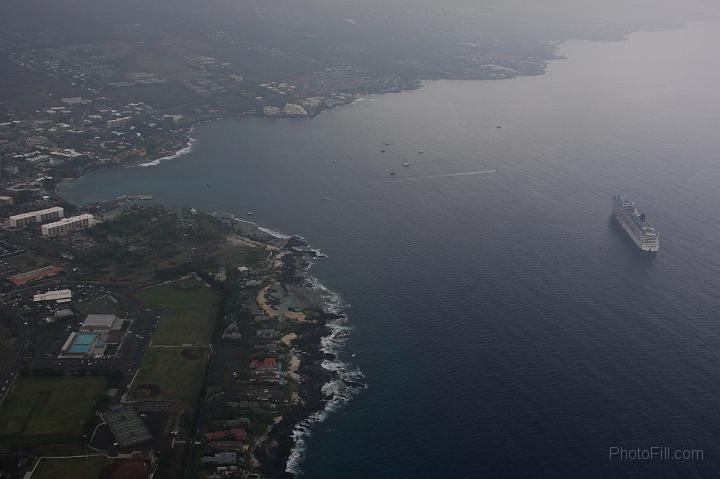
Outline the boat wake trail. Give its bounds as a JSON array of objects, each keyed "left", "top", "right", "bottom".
[
  {"left": 371, "top": 169, "right": 497, "bottom": 184},
  {"left": 422, "top": 169, "right": 497, "bottom": 179}
]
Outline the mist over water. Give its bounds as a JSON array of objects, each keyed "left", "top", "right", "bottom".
[{"left": 60, "top": 23, "right": 720, "bottom": 478}]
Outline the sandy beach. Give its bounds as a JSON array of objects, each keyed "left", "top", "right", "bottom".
[{"left": 256, "top": 283, "right": 309, "bottom": 322}]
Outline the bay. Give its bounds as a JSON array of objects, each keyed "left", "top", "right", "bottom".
[{"left": 60, "top": 23, "right": 720, "bottom": 478}]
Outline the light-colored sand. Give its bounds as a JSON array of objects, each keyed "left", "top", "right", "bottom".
[
  {"left": 226, "top": 234, "right": 277, "bottom": 251},
  {"left": 256, "top": 284, "right": 278, "bottom": 318},
  {"left": 256, "top": 284, "right": 309, "bottom": 322},
  {"left": 281, "top": 333, "right": 297, "bottom": 346},
  {"left": 287, "top": 353, "right": 301, "bottom": 380},
  {"left": 285, "top": 310, "right": 307, "bottom": 322}
]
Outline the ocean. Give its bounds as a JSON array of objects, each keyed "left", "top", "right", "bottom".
[{"left": 60, "top": 23, "right": 720, "bottom": 478}]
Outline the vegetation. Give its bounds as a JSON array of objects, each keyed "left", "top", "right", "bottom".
[
  {"left": 135, "top": 278, "right": 219, "bottom": 310},
  {"left": 0, "top": 376, "right": 106, "bottom": 444},
  {"left": 135, "top": 278, "right": 220, "bottom": 346},
  {"left": 32, "top": 456, "right": 111, "bottom": 479},
  {"left": 75, "top": 295, "right": 120, "bottom": 316},
  {"left": 153, "top": 309, "right": 217, "bottom": 347},
  {"left": 130, "top": 347, "right": 208, "bottom": 403},
  {"left": 79, "top": 206, "right": 264, "bottom": 282}
]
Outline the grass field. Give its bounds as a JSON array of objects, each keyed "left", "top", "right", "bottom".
[
  {"left": 33, "top": 456, "right": 110, "bottom": 479},
  {"left": 215, "top": 244, "right": 268, "bottom": 269},
  {"left": 153, "top": 309, "right": 217, "bottom": 347},
  {"left": 130, "top": 347, "right": 209, "bottom": 403},
  {"left": 135, "top": 278, "right": 219, "bottom": 309},
  {"left": 75, "top": 295, "right": 120, "bottom": 316},
  {"left": 0, "top": 376, "right": 105, "bottom": 443},
  {"left": 135, "top": 278, "right": 220, "bottom": 346}
]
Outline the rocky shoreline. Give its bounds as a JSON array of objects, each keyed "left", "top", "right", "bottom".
[
  {"left": 255, "top": 312, "right": 337, "bottom": 478},
  {"left": 253, "top": 235, "right": 360, "bottom": 478},
  {"left": 215, "top": 216, "right": 363, "bottom": 478}
]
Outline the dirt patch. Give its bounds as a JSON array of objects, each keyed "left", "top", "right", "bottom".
[{"left": 181, "top": 349, "right": 204, "bottom": 360}]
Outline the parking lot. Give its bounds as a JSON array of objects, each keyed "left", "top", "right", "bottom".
[{"left": 0, "top": 279, "right": 161, "bottom": 405}]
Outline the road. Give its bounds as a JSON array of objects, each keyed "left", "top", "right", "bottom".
[{"left": 0, "top": 304, "right": 28, "bottom": 403}]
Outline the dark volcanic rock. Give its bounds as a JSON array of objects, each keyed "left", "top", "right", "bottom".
[{"left": 255, "top": 314, "right": 339, "bottom": 478}]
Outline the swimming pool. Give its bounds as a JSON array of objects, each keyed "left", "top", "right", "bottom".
[{"left": 73, "top": 333, "right": 96, "bottom": 346}]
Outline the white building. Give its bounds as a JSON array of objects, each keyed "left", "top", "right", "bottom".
[
  {"left": 81, "top": 314, "right": 121, "bottom": 332},
  {"left": 9, "top": 206, "right": 64, "bottom": 227},
  {"left": 283, "top": 103, "right": 308, "bottom": 117},
  {"left": 33, "top": 289, "right": 73, "bottom": 303},
  {"left": 60, "top": 97, "right": 84, "bottom": 105},
  {"left": 106, "top": 116, "right": 132, "bottom": 129},
  {"left": 41, "top": 214, "right": 94, "bottom": 237}
]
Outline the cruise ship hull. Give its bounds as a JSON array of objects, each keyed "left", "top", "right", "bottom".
[
  {"left": 613, "top": 213, "right": 659, "bottom": 252},
  {"left": 612, "top": 195, "right": 660, "bottom": 253}
]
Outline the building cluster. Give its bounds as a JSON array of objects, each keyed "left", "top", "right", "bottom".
[
  {"left": 0, "top": 95, "right": 187, "bottom": 192},
  {"left": 7, "top": 265, "right": 65, "bottom": 286},
  {"left": 60, "top": 313, "right": 127, "bottom": 358},
  {"left": 33, "top": 288, "right": 72, "bottom": 304},
  {"left": 197, "top": 309, "right": 289, "bottom": 477},
  {"left": 41, "top": 213, "right": 95, "bottom": 237},
  {"left": 200, "top": 419, "right": 250, "bottom": 476},
  {"left": 7, "top": 206, "right": 95, "bottom": 237},
  {"left": 8, "top": 206, "right": 63, "bottom": 227},
  {"left": 262, "top": 103, "right": 309, "bottom": 118}
]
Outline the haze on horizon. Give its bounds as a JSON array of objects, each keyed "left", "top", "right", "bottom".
[{"left": 3, "top": 0, "right": 720, "bottom": 46}]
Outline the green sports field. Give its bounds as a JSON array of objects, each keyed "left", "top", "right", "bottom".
[
  {"left": 32, "top": 456, "right": 111, "bottom": 479},
  {"left": 130, "top": 347, "right": 209, "bottom": 403},
  {"left": 135, "top": 278, "right": 219, "bottom": 310},
  {"left": 135, "top": 278, "right": 220, "bottom": 346},
  {"left": 0, "top": 376, "right": 105, "bottom": 444}
]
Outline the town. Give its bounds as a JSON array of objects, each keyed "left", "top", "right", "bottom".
[
  {"left": 0, "top": 31, "right": 426, "bottom": 193},
  {"left": 0, "top": 1, "right": 550, "bottom": 194},
  {"left": 0, "top": 195, "right": 336, "bottom": 478},
  {"left": 0, "top": 3, "right": 554, "bottom": 477}
]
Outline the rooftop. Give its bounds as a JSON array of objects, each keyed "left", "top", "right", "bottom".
[
  {"left": 83, "top": 313, "right": 118, "bottom": 328},
  {"left": 104, "top": 405, "right": 152, "bottom": 448}
]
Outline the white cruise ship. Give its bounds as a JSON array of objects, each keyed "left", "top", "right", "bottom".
[{"left": 613, "top": 195, "right": 660, "bottom": 252}]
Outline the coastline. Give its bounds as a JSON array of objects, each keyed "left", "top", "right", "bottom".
[
  {"left": 44, "top": 40, "right": 581, "bottom": 476},
  {"left": 253, "top": 236, "right": 366, "bottom": 478},
  {"left": 44, "top": 27, "right": 694, "bottom": 475},
  {"left": 135, "top": 136, "right": 198, "bottom": 168},
  {"left": 91, "top": 22, "right": 697, "bottom": 174},
  {"left": 46, "top": 188, "right": 365, "bottom": 477},
  {"left": 95, "top": 49, "right": 552, "bottom": 173},
  {"left": 219, "top": 217, "right": 366, "bottom": 477},
  {"left": 22, "top": 20, "right": 718, "bottom": 478}
]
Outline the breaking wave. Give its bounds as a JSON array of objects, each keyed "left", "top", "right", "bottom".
[
  {"left": 257, "top": 226, "right": 292, "bottom": 240},
  {"left": 285, "top": 275, "right": 366, "bottom": 476},
  {"left": 136, "top": 135, "right": 197, "bottom": 167}
]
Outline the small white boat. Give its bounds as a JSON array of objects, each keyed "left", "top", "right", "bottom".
[{"left": 247, "top": 212, "right": 254, "bottom": 216}]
